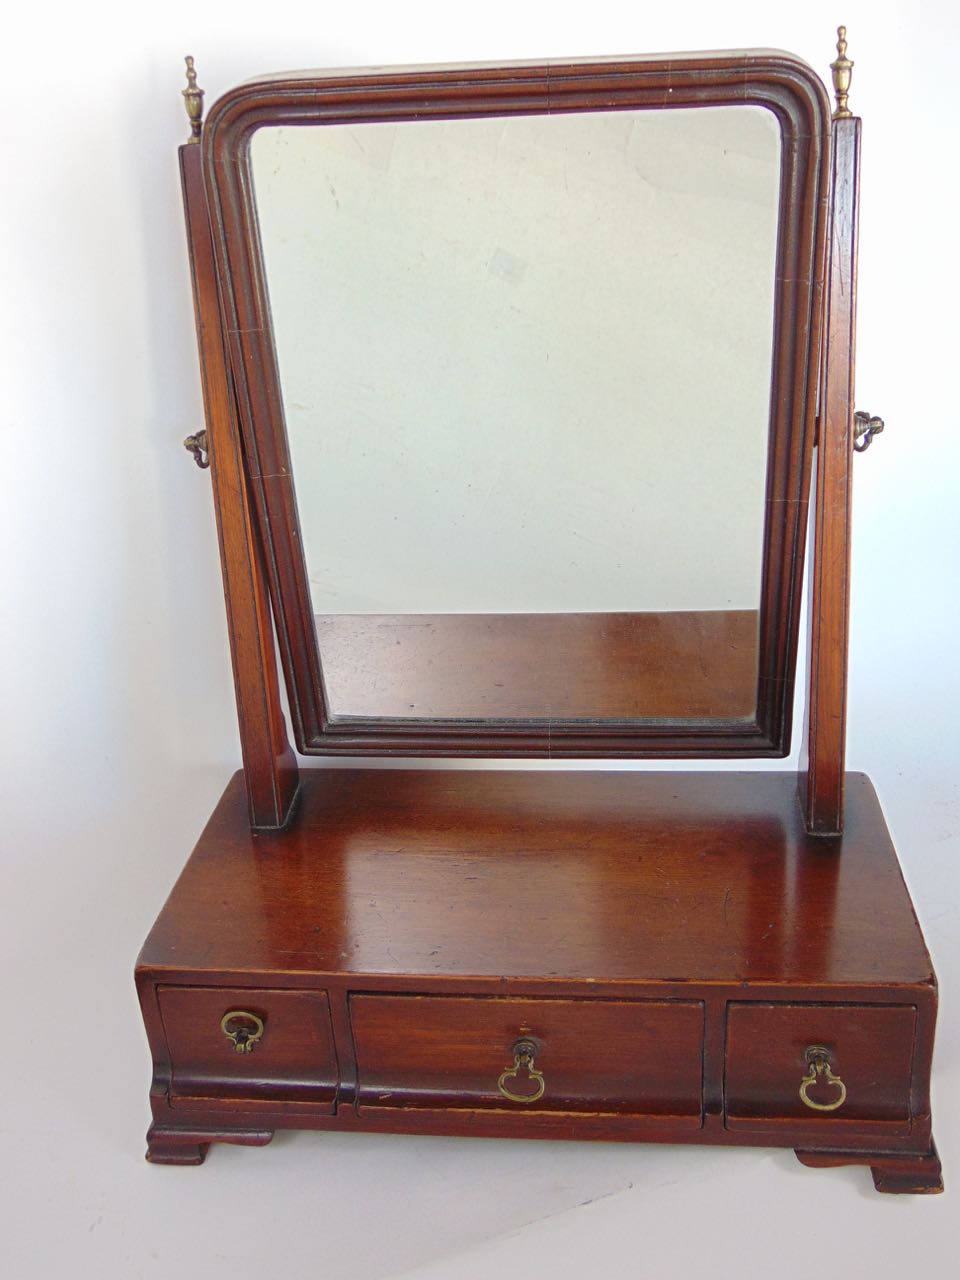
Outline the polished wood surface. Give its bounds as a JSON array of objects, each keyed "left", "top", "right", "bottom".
[
  {"left": 350, "top": 995, "right": 704, "bottom": 1117},
  {"left": 200, "top": 52, "right": 830, "bottom": 758},
  {"left": 137, "top": 768, "right": 940, "bottom": 1189},
  {"left": 158, "top": 986, "right": 337, "bottom": 1108},
  {"left": 317, "top": 611, "right": 759, "bottom": 721},
  {"left": 725, "top": 1003, "right": 916, "bottom": 1131},
  {"left": 802, "top": 114, "right": 861, "bottom": 834},
  {"left": 180, "top": 143, "right": 298, "bottom": 829},
  {"left": 139, "top": 769, "right": 932, "bottom": 985}
]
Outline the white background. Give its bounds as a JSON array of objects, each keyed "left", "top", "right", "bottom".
[{"left": 1, "top": 3, "right": 957, "bottom": 1278}]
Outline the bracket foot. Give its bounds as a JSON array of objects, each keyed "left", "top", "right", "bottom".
[
  {"left": 796, "top": 1142, "right": 943, "bottom": 1194},
  {"left": 146, "top": 1125, "right": 274, "bottom": 1166}
]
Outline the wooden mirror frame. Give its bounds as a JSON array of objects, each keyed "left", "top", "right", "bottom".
[
  {"left": 179, "top": 47, "right": 862, "bottom": 835},
  {"left": 197, "top": 52, "right": 830, "bottom": 765}
]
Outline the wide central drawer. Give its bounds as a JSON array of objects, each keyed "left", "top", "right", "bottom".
[{"left": 350, "top": 994, "right": 704, "bottom": 1120}]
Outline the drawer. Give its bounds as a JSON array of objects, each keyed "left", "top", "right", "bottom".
[
  {"left": 157, "top": 986, "right": 338, "bottom": 1110},
  {"left": 724, "top": 1003, "right": 917, "bottom": 1135},
  {"left": 350, "top": 995, "right": 704, "bottom": 1122}
]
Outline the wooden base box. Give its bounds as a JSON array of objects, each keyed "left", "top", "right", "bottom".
[{"left": 136, "top": 769, "right": 942, "bottom": 1193}]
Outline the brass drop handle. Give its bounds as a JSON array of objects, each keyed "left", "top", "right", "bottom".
[
  {"left": 497, "top": 1037, "right": 545, "bottom": 1104},
  {"left": 220, "top": 1010, "right": 265, "bottom": 1054},
  {"left": 799, "top": 1045, "right": 847, "bottom": 1112}
]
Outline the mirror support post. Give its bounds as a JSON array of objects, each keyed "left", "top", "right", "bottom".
[
  {"left": 178, "top": 134, "right": 300, "bottom": 830},
  {"left": 801, "top": 108, "right": 861, "bottom": 836}
]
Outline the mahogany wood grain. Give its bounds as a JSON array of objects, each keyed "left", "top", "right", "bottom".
[
  {"left": 317, "top": 610, "right": 759, "bottom": 721},
  {"left": 725, "top": 1002, "right": 916, "bottom": 1133},
  {"left": 157, "top": 986, "right": 338, "bottom": 1109},
  {"left": 801, "top": 115, "right": 861, "bottom": 834},
  {"left": 796, "top": 1144, "right": 943, "bottom": 1194},
  {"left": 138, "top": 769, "right": 933, "bottom": 986},
  {"left": 135, "top": 768, "right": 939, "bottom": 1187},
  {"left": 180, "top": 142, "right": 298, "bottom": 829},
  {"left": 199, "top": 52, "right": 830, "bottom": 759},
  {"left": 350, "top": 994, "right": 704, "bottom": 1117}
]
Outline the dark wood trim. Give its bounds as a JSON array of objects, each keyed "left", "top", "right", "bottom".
[
  {"left": 179, "top": 142, "right": 299, "bottom": 828},
  {"left": 800, "top": 116, "right": 861, "bottom": 834},
  {"left": 200, "top": 52, "right": 831, "bottom": 759}
]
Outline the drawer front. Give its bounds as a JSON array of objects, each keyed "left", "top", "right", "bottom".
[
  {"left": 725, "top": 1003, "right": 917, "bottom": 1135},
  {"left": 351, "top": 995, "right": 704, "bottom": 1121},
  {"left": 158, "top": 986, "right": 338, "bottom": 1110}
]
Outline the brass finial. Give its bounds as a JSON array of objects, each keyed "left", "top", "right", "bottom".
[
  {"left": 830, "top": 26, "right": 854, "bottom": 119},
  {"left": 182, "top": 55, "right": 205, "bottom": 143}
]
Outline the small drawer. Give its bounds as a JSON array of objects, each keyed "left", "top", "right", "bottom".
[
  {"left": 350, "top": 994, "right": 704, "bottom": 1122},
  {"left": 157, "top": 986, "right": 338, "bottom": 1111},
  {"left": 724, "top": 1002, "right": 917, "bottom": 1135}
]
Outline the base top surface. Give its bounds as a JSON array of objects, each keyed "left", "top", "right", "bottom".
[{"left": 139, "top": 770, "right": 932, "bottom": 987}]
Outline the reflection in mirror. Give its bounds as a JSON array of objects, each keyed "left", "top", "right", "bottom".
[{"left": 250, "top": 105, "right": 781, "bottom": 723}]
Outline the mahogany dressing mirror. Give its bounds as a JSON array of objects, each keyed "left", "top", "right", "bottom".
[{"left": 139, "top": 38, "right": 941, "bottom": 1191}]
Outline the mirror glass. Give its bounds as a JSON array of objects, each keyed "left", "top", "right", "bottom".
[{"left": 250, "top": 105, "right": 781, "bottom": 723}]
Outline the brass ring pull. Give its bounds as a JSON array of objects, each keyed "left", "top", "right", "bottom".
[
  {"left": 220, "top": 1010, "right": 265, "bottom": 1054},
  {"left": 497, "top": 1037, "right": 545, "bottom": 1104},
  {"left": 799, "top": 1045, "right": 847, "bottom": 1112}
]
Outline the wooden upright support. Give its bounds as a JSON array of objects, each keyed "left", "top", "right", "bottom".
[
  {"left": 178, "top": 122, "right": 299, "bottom": 829},
  {"left": 802, "top": 33, "right": 862, "bottom": 836}
]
